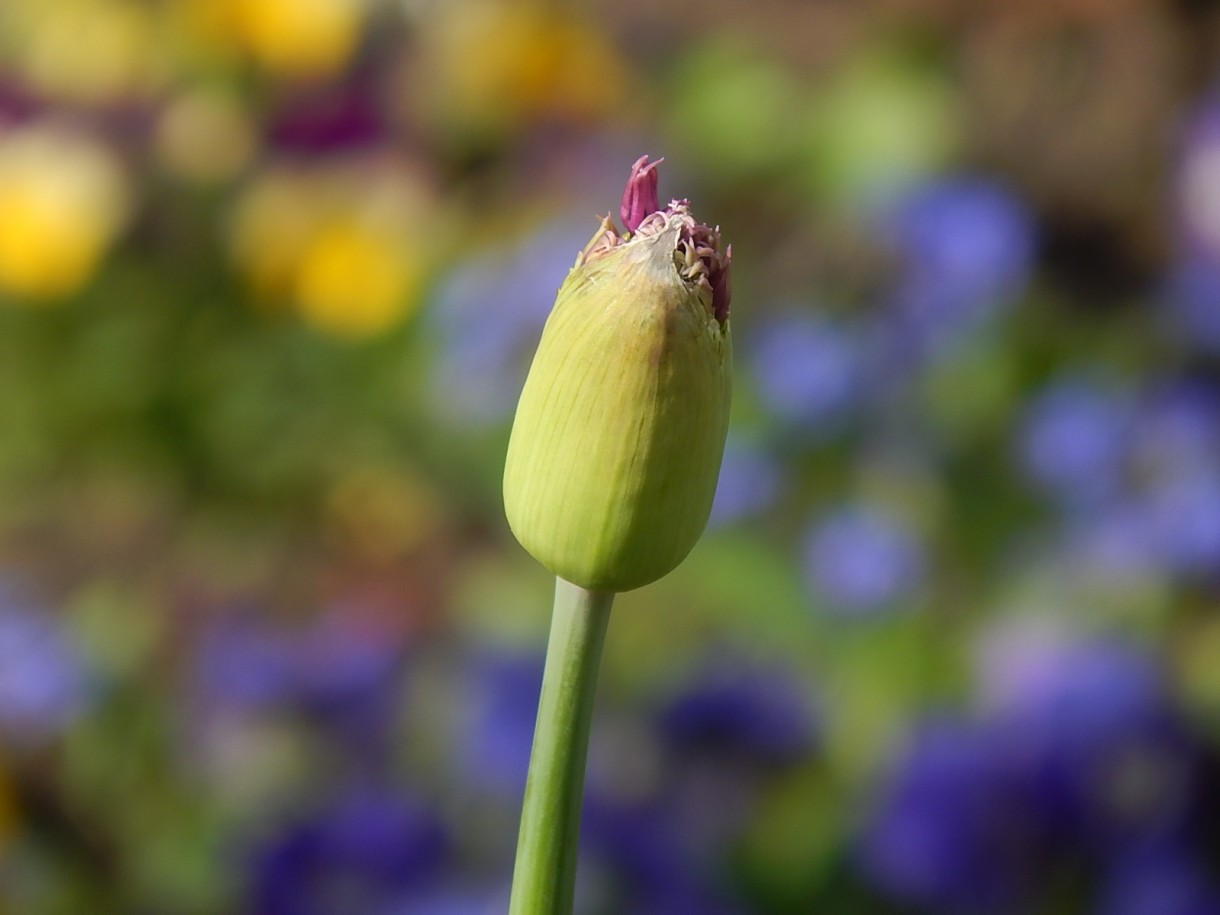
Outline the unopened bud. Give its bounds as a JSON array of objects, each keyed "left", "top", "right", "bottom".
[{"left": 504, "top": 157, "right": 732, "bottom": 592}]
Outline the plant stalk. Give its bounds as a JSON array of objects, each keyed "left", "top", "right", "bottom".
[{"left": 508, "top": 577, "right": 615, "bottom": 915}]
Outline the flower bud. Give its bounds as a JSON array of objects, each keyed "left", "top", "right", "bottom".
[{"left": 504, "top": 158, "right": 732, "bottom": 592}]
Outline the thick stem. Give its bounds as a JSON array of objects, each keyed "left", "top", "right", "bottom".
[{"left": 508, "top": 578, "right": 615, "bottom": 915}]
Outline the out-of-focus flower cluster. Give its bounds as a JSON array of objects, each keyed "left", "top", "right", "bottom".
[{"left": 0, "top": 1, "right": 1218, "bottom": 913}]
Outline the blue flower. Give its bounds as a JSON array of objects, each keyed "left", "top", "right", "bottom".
[
  {"left": 580, "top": 799, "right": 750, "bottom": 915},
  {"left": 975, "top": 627, "right": 1195, "bottom": 844},
  {"left": 1062, "top": 502, "right": 1162, "bottom": 586},
  {"left": 0, "top": 585, "right": 90, "bottom": 746},
  {"left": 1098, "top": 842, "right": 1220, "bottom": 915},
  {"left": 657, "top": 665, "right": 816, "bottom": 766},
  {"left": 802, "top": 505, "right": 925, "bottom": 615},
  {"left": 746, "top": 312, "right": 862, "bottom": 432},
  {"left": 1144, "top": 467, "right": 1220, "bottom": 579},
  {"left": 882, "top": 176, "right": 1036, "bottom": 348},
  {"left": 708, "top": 435, "right": 783, "bottom": 528},
  {"left": 250, "top": 782, "right": 447, "bottom": 915},
  {"left": 1162, "top": 258, "right": 1220, "bottom": 352},
  {"left": 1130, "top": 381, "right": 1220, "bottom": 480},
  {"left": 194, "top": 612, "right": 406, "bottom": 759},
  {"left": 428, "top": 221, "right": 588, "bottom": 425},
  {"left": 453, "top": 650, "right": 543, "bottom": 799},
  {"left": 857, "top": 721, "right": 1028, "bottom": 915},
  {"left": 397, "top": 885, "right": 507, "bottom": 915},
  {"left": 1018, "top": 375, "right": 1133, "bottom": 506},
  {"left": 861, "top": 631, "right": 1204, "bottom": 914}
]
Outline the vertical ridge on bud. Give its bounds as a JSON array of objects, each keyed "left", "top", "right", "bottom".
[{"left": 504, "top": 157, "right": 733, "bottom": 592}]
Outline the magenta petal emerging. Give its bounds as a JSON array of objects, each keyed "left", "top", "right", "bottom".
[{"left": 620, "top": 155, "right": 662, "bottom": 234}]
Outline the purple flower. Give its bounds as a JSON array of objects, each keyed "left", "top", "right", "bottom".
[
  {"left": 267, "top": 81, "right": 384, "bottom": 154},
  {"left": 747, "top": 312, "right": 861, "bottom": 432},
  {"left": 1174, "top": 88, "right": 1220, "bottom": 263},
  {"left": 802, "top": 505, "right": 925, "bottom": 615}
]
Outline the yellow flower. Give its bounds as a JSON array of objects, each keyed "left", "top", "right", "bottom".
[
  {"left": 228, "top": 169, "right": 320, "bottom": 304},
  {"left": 229, "top": 163, "right": 433, "bottom": 337},
  {"left": 419, "top": 1, "right": 626, "bottom": 135},
  {"left": 2, "top": 0, "right": 165, "bottom": 103},
  {"left": 155, "top": 88, "right": 258, "bottom": 185},
  {"left": 185, "top": 0, "right": 367, "bottom": 78},
  {"left": 0, "top": 124, "right": 128, "bottom": 302},
  {"left": 295, "top": 216, "right": 421, "bottom": 337}
]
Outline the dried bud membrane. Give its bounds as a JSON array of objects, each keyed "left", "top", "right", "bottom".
[{"left": 504, "top": 202, "right": 732, "bottom": 593}]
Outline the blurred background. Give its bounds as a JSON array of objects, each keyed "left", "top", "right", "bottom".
[{"left": 0, "top": 0, "right": 1219, "bottom": 912}]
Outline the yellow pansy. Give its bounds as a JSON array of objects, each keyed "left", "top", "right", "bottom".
[
  {"left": 184, "top": 0, "right": 368, "bottom": 79},
  {"left": 2, "top": 0, "right": 165, "bottom": 103},
  {"left": 419, "top": 1, "right": 626, "bottom": 135},
  {"left": 229, "top": 163, "right": 434, "bottom": 337},
  {"left": 0, "top": 124, "right": 129, "bottom": 302}
]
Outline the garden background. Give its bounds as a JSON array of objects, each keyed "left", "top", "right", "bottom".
[{"left": 0, "top": 1, "right": 1219, "bottom": 913}]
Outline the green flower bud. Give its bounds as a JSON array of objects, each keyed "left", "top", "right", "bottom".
[{"left": 504, "top": 157, "right": 732, "bottom": 592}]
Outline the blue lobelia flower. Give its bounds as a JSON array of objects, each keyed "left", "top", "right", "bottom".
[
  {"left": 857, "top": 720, "right": 1031, "bottom": 915},
  {"left": 657, "top": 664, "right": 816, "bottom": 767},
  {"left": 1130, "top": 380, "right": 1220, "bottom": 480},
  {"left": 1017, "top": 374, "right": 1133, "bottom": 508},
  {"left": 1143, "top": 467, "right": 1220, "bottom": 579},
  {"left": 974, "top": 624, "right": 1198, "bottom": 843},
  {"left": 707, "top": 434, "right": 784, "bottom": 528},
  {"left": 250, "top": 781, "right": 448, "bottom": 915},
  {"left": 861, "top": 629, "right": 1207, "bottom": 914},
  {"left": 1162, "top": 258, "right": 1220, "bottom": 353},
  {"left": 802, "top": 504, "right": 925, "bottom": 615},
  {"left": 1097, "top": 839, "right": 1220, "bottom": 915},
  {"left": 746, "top": 311, "right": 863, "bottom": 434},
  {"left": 579, "top": 797, "right": 751, "bottom": 915},
  {"left": 427, "top": 220, "right": 590, "bottom": 426},
  {"left": 452, "top": 649, "right": 544, "bottom": 800},
  {"left": 0, "top": 583, "right": 91, "bottom": 746},
  {"left": 880, "top": 176, "right": 1036, "bottom": 351},
  {"left": 193, "top": 611, "right": 407, "bottom": 761}
]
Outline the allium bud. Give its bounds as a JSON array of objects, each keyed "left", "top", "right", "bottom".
[{"left": 504, "top": 157, "right": 732, "bottom": 592}]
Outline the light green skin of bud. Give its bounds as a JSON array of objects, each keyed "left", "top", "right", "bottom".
[{"left": 504, "top": 221, "right": 732, "bottom": 593}]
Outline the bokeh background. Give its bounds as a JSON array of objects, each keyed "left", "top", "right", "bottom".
[{"left": 1, "top": 0, "right": 1219, "bottom": 912}]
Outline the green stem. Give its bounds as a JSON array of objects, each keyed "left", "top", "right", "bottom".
[{"left": 509, "top": 577, "right": 615, "bottom": 915}]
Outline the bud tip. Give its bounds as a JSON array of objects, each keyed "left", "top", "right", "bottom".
[{"left": 620, "top": 155, "right": 663, "bottom": 234}]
